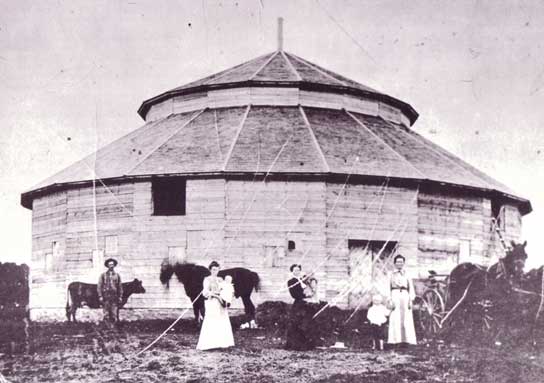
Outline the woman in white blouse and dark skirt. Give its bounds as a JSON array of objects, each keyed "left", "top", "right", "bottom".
[{"left": 388, "top": 254, "right": 417, "bottom": 346}]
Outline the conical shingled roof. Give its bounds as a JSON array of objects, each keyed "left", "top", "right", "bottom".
[
  {"left": 21, "top": 51, "right": 531, "bottom": 214},
  {"left": 136, "top": 51, "right": 417, "bottom": 124},
  {"left": 170, "top": 52, "right": 378, "bottom": 93}
]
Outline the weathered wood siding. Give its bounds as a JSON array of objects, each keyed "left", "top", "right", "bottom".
[
  {"left": 416, "top": 193, "right": 525, "bottom": 274},
  {"left": 30, "top": 178, "right": 228, "bottom": 317},
  {"left": 325, "top": 183, "right": 419, "bottom": 307},
  {"left": 145, "top": 87, "right": 410, "bottom": 127},
  {"left": 29, "top": 176, "right": 524, "bottom": 318},
  {"left": 224, "top": 180, "right": 327, "bottom": 304},
  {"left": 31, "top": 191, "right": 68, "bottom": 310},
  {"left": 130, "top": 179, "right": 225, "bottom": 309},
  {"left": 418, "top": 192, "right": 488, "bottom": 273},
  {"left": 483, "top": 200, "right": 522, "bottom": 258},
  {"left": 65, "top": 183, "right": 134, "bottom": 273},
  {"left": 30, "top": 183, "right": 137, "bottom": 317},
  {"left": 502, "top": 204, "right": 522, "bottom": 242}
]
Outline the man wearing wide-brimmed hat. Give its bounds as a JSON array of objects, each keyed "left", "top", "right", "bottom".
[{"left": 97, "top": 258, "right": 123, "bottom": 326}]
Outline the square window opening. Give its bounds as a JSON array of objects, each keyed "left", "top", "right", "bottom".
[
  {"left": 152, "top": 178, "right": 186, "bottom": 216},
  {"left": 288, "top": 240, "right": 296, "bottom": 251}
]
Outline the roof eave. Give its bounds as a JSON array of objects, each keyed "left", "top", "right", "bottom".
[{"left": 21, "top": 172, "right": 530, "bottom": 215}]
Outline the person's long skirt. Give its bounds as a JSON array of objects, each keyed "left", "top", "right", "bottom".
[
  {"left": 285, "top": 301, "right": 317, "bottom": 351},
  {"left": 388, "top": 290, "right": 417, "bottom": 345},
  {"left": 196, "top": 298, "right": 234, "bottom": 350}
]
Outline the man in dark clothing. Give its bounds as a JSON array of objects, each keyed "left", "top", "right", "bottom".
[{"left": 97, "top": 258, "right": 123, "bottom": 326}]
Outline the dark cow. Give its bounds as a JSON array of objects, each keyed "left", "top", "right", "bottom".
[{"left": 66, "top": 278, "right": 146, "bottom": 322}]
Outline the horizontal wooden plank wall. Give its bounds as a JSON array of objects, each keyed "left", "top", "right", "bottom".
[
  {"left": 418, "top": 192, "right": 491, "bottom": 273},
  {"left": 28, "top": 176, "right": 525, "bottom": 318},
  {"left": 31, "top": 191, "right": 67, "bottom": 311},
  {"left": 144, "top": 87, "right": 410, "bottom": 127},
  {"left": 64, "top": 184, "right": 134, "bottom": 280},
  {"left": 129, "top": 179, "right": 226, "bottom": 309},
  {"left": 503, "top": 204, "right": 522, "bottom": 242},
  {"left": 224, "top": 180, "right": 327, "bottom": 305},
  {"left": 29, "top": 178, "right": 227, "bottom": 314},
  {"left": 325, "top": 183, "right": 419, "bottom": 308},
  {"left": 483, "top": 202, "right": 522, "bottom": 259}
]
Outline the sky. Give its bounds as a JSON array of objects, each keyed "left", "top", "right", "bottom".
[{"left": 1, "top": 0, "right": 543, "bottom": 267}]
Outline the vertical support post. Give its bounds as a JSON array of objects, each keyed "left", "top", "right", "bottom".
[{"left": 277, "top": 17, "right": 284, "bottom": 52}]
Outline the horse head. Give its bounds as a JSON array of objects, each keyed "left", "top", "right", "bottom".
[
  {"left": 503, "top": 240, "right": 528, "bottom": 280},
  {"left": 160, "top": 262, "right": 175, "bottom": 287}
]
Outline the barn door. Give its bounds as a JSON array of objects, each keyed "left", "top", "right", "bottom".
[{"left": 348, "top": 240, "right": 398, "bottom": 307}]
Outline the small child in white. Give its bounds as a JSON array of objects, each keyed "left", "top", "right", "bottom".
[
  {"left": 366, "top": 294, "right": 390, "bottom": 351},
  {"left": 220, "top": 275, "right": 235, "bottom": 308}
]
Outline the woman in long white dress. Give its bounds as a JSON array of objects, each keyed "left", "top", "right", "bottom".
[
  {"left": 196, "top": 261, "right": 235, "bottom": 350},
  {"left": 388, "top": 254, "right": 417, "bottom": 345}
]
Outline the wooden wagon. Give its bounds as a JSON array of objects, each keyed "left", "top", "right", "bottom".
[
  {"left": 412, "top": 223, "right": 524, "bottom": 340},
  {"left": 413, "top": 270, "right": 496, "bottom": 340}
]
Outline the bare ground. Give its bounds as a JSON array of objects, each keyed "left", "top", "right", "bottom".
[{"left": 1, "top": 318, "right": 544, "bottom": 383}]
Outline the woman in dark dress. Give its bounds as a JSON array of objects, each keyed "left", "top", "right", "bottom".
[
  {"left": 285, "top": 264, "right": 316, "bottom": 350},
  {"left": 287, "top": 264, "right": 306, "bottom": 302}
]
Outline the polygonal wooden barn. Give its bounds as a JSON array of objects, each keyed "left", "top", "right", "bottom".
[{"left": 21, "top": 48, "right": 531, "bottom": 320}]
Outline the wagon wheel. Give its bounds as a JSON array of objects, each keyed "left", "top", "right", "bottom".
[
  {"left": 462, "top": 299, "right": 499, "bottom": 343},
  {"left": 415, "top": 289, "right": 445, "bottom": 337}
]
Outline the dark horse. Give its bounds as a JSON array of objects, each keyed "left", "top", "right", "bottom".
[
  {"left": 519, "top": 265, "right": 544, "bottom": 346},
  {"left": 448, "top": 240, "right": 528, "bottom": 308},
  {"left": 445, "top": 241, "right": 528, "bottom": 339},
  {"left": 160, "top": 262, "right": 260, "bottom": 323}
]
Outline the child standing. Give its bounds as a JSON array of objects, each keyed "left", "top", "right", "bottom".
[
  {"left": 367, "top": 294, "right": 390, "bottom": 351},
  {"left": 220, "top": 275, "right": 235, "bottom": 308}
]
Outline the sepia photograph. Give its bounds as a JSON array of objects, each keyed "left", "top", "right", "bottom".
[{"left": 1, "top": 1, "right": 544, "bottom": 382}]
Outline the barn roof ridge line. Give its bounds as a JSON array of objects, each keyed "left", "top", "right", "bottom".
[
  {"left": 286, "top": 52, "right": 350, "bottom": 87},
  {"left": 222, "top": 105, "right": 251, "bottom": 171},
  {"left": 346, "top": 111, "right": 426, "bottom": 179},
  {"left": 249, "top": 51, "right": 280, "bottom": 80},
  {"left": 281, "top": 51, "right": 303, "bottom": 81},
  {"left": 299, "top": 106, "right": 330, "bottom": 172}
]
